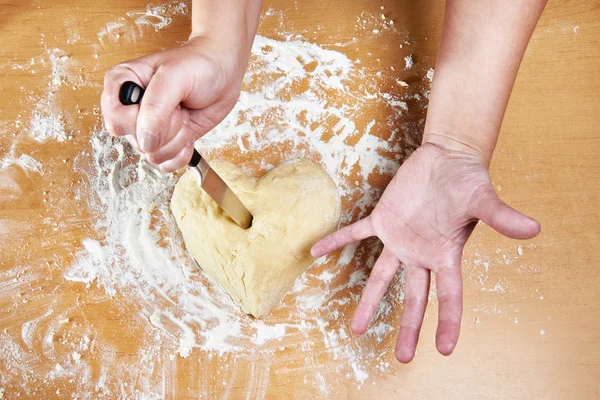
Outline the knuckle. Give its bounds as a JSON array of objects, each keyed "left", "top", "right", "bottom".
[
  {"left": 368, "top": 274, "right": 389, "bottom": 291},
  {"left": 138, "top": 107, "right": 170, "bottom": 133},
  {"left": 403, "top": 296, "right": 424, "bottom": 311},
  {"left": 141, "top": 100, "right": 167, "bottom": 114},
  {"left": 139, "top": 103, "right": 171, "bottom": 128},
  {"left": 104, "top": 64, "right": 126, "bottom": 85},
  {"left": 156, "top": 63, "right": 177, "bottom": 76}
]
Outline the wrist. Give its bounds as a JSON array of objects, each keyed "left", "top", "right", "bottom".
[
  {"left": 188, "top": 28, "right": 251, "bottom": 59},
  {"left": 422, "top": 132, "right": 491, "bottom": 167},
  {"left": 190, "top": 1, "right": 261, "bottom": 56},
  {"left": 184, "top": 34, "right": 249, "bottom": 79}
]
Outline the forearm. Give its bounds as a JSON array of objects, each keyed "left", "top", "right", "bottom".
[
  {"left": 191, "top": 0, "right": 263, "bottom": 59},
  {"left": 423, "top": 0, "right": 547, "bottom": 166}
]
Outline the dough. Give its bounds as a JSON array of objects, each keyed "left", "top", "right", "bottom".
[{"left": 171, "top": 159, "right": 341, "bottom": 318}]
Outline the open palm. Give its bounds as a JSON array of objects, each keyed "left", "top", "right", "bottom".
[{"left": 311, "top": 142, "right": 541, "bottom": 363}]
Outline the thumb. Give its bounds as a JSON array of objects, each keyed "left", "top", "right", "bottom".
[
  {"left": 470, "top": 185, "right": 541, "bottom": 240},
  {"left": 136, "top": 64, "right": 189, "bottom": 154}
]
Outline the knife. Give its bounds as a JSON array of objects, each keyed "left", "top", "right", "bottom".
[{"left": 118, "top": 81, "right": 253, "bottom": 229}]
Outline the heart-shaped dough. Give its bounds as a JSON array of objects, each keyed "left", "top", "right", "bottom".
[{"left": 171, "top": 159, "right": 341, "bottom": 318}]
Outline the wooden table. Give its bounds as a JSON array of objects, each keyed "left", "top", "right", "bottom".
[{"left": 1, "top": 0, "right": 599, "bottom": 398}]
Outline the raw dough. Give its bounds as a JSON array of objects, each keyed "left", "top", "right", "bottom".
[{"left": 171, "top": 159, "right": 341, "bottom": 318}]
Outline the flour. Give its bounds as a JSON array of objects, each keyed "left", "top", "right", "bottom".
[
  {"left": 48, "top": 49, "right": 73, "bottom": 90},
  {"left": 29, "top": 110, "right": 68, "bottom": 143},
  {"left": 0, "top": 147, "right": 43, "bottom": 175},
  {"left": 355, "top": 11, "right": 398, "bottom": 35},
  {"left": 0, "top": 48, "right": 73, "bottom": 143},
  {"left": 339, "top": 243, "right": 359, "bottom": 266},
  {"left": 26, "top": 48, "right": 77, "bottom": 143},
  {"left": 252, "top": 322, "right": 287, "bottom": 346},
  {"left": 98, "top": 1, "right": 189, "bottom": 45},
  {"left": 426, "top": 67, "right": 435, "bottom": 82}
]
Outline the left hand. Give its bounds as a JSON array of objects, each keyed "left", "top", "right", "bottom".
[{"left": 311, "top": 142, "right": 541, "bottom": 363}]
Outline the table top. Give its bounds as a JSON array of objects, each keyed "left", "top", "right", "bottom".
[{"left": 1, "top": 0, "right": 599, "bottom": 398}]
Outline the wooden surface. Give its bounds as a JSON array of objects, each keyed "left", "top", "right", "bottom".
[{"left": 1, "top": 0, "right": 599, "bottom": 398}]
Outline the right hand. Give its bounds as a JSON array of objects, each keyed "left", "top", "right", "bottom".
[{"left": 101, "top": 36, "right": 248, "bottom": 172}]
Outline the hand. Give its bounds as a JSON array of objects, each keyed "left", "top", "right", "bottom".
[
  {"left": 101, "top": 36, "right": 248, "bottom": 172},
  {"left": 311, "top": 142, "right": 541, "bottom": 363}
]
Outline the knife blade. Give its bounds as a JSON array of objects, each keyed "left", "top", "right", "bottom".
[
  {"left": 118, "top": 81, "right": 253, "bottom": 229},
  {"left": 187, "top": 150, "right": 252, "bottom": 229}
]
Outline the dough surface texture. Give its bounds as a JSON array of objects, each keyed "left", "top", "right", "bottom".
[{"left": 171, "top": 159, "right": 341, "bottom": 318}]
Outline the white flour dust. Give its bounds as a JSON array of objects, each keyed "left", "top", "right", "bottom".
[
  {"left": 25, "top": 48, "right": 78, "bottom": 143},
  {"left": 0, "top": 143, "right": 43, "bottom": 175},
  {"left": 98, "top": 1, "right": 189, "bottom": 45}
]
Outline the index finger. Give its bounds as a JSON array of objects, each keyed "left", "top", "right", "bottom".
[{"left": 310, "top": 216, "right": 375, "bottom": 258}]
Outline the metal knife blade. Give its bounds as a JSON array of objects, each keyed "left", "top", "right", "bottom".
[
  {"left": 188, "top": 150, "right": 253, "bottom": 229},
  {"left": 119, "top": 81, "right": 253, "bottom": 229}
]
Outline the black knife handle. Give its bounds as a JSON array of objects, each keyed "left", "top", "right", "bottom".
[
  {"left": 118, "top": 81, "right": 201, "bottom": 167},
  {"left": 119, "top": 81, "right": 145, "bottom": 105}
]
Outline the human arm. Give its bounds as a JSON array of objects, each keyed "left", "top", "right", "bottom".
[
  {"left": 312, "top": 0, "right": 547, "bottom": 363},
  {"left": 424, "top": 0, "right": 548, "bottom": 164},
  {"left": 101, "top": 0, "right": 263, "bottom": 172}
]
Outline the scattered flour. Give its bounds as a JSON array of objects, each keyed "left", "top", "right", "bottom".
[
  {"left": 58, "top": 27, "right": 431, "bottom": 396},
  {"left": 0, "top": 147, "right": 43, "bottom": 175},
  {"left": 98, "top": 1, "right": 189, "bottom": 45},
  {"left": 24, "top": 48, "right": 78, "bottom": 143},
  {"left": 29, "top": 110, "right": 68, "bottom": 143},
  {"left": 426, "top": 67, "right": 435, "bottom": 82}
]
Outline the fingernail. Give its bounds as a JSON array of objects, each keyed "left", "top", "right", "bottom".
[{"left": 139, "top": 130, "right": 159, "bottom": 153}]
